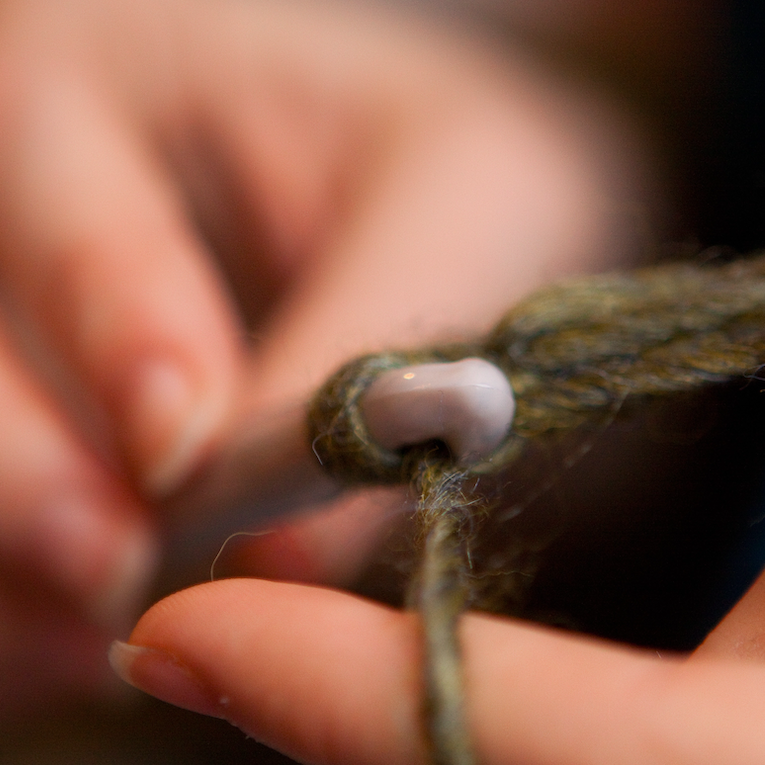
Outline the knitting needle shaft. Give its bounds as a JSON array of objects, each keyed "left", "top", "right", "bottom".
[
  {"left": 156, "top": 403, "right": 341, "bottom": 591},
  {"left": 155, "top": 358, "right": 515, "bottom": 592}
]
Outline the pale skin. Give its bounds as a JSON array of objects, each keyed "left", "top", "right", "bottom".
[
  {"left": 0, "top": 0, "right": 645, "bottom": 711},
  {"left": 4, "top": 1, "right": 765, "bottom": 763},
  {"left": 112, "top": 577, "right": 765, "bottom": 765}
]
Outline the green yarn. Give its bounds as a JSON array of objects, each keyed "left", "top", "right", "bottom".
[
  {"left": 411, "top": 464, "right": 475, "bottom": 765},
  {"left": 307, "top": 251, "right": 765, "bottom": 765},
  {"left": 489, "top": 254, "right": 765, "bottom": 440}
]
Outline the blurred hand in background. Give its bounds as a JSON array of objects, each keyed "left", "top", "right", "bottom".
[{"left": 0, "top": 0, "right": 662, "bottom": 717}]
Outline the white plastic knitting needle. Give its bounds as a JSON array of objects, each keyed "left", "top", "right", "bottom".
[{"left": 157, "top": 357, "right": 515, "bottom": 590}]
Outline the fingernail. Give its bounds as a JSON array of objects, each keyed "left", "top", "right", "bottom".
[
  {"left": 108, "top": 641, "right": 226, "bottom": 718},
  {"left": 125, "top": 360, "right": 224, "bottom": 496},
  {"left": 38, "top": 500, "right": 158, "bottom": 630}
]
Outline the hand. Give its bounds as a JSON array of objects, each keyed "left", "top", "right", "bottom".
[
  {"left": 0, "top": 0, "right": 647, "bottom": 712},
  {"left": 110, "top": 572, "right": 765, "bottom": 765}
]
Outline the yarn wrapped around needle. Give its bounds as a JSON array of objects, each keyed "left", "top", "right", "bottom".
[{"left": 308, "top": 251, "right": 765, "bottom": 765}]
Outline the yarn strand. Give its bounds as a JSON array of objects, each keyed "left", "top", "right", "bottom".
[{"left": 410, "top": 464, "right": 476, "bottom": 765}]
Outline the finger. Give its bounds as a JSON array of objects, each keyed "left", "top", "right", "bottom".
[
  {"left": 113, "top": 578, "right": 765, "bottom": 765},
  {"left": 0, "top": 324, "right": 157, "bottom": 627},
  {"left": 219, "top": 486, "right": 408, "bottom": 587},
  {"left": 693, "top": 568, "right": 765, "bottom": 661},
  {"left": 113, "top": 579, "right": 428, "bottom": 765},
  {"left": 155, "top": 401, "right": 407, "bottom": 593},
  {"left": 234, "top": 29, "right": 650, "bottom": 413},
  {"left": 0, "top": 67, "right": 242, "bottom": 494}
]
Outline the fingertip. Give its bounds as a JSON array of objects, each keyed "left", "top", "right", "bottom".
[
  {"left": 107, "top": 640, "right": 145, "bottom": 689},
  {"left": 108, "top": 639, "right": 227, "bottom": 719},
  {"left": 86, "top": 518, "right": 160, "bottom": 630},
  {"left": 82, "top": 239, "right": 244, "bottom": 497},
  {"left": 124, "top": 580, "right": 428, "bottom": 765},
  {"left": 123, "top": 357, "right": 231, "bottom": 496},
  {"left": 0, "top": 83, "right": 245, "bottom": 497}
]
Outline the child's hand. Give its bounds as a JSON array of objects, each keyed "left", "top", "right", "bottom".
[{"left": 0, "top": 0, "right": 646, "bottom": 711}]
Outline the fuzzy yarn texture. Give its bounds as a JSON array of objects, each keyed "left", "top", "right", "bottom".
[{"left": 308, "top": 251, "right": 765, "bottom": 765}]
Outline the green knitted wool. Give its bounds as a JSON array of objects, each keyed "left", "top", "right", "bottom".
[{"left": 308, "top": 251, "right": 765, "bottom": 765}]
